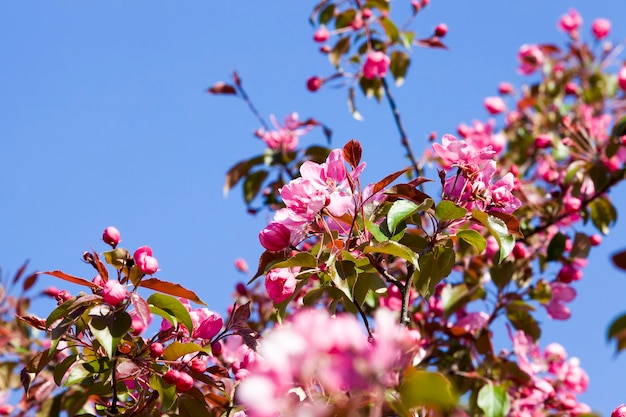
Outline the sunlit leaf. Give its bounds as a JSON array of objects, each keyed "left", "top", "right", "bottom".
[
  {"left": 147, "top": 293, "right": 193, "bottom": 335},
  {"left": 268, "top": 252, "right": 318, "bottom": 271},
  {"left": 456, "top": 230, "right": 486, "bottom": 253},
  {"left": 435, "top": 200, "right": 467, "bottom": 222},
  {"left": 473, "top": 210, "right": 515, "bottom": 263},
  {"left": 399, "top": 369, "right": 458, "bottom": 411},
  {"left": 364, "top": 241, "right": 419, "bottom": 266},
  {"left": 477, "top": 383, "right": 510, "bottom": 417},
  {"left": 387, "top": 200, "right": 419, "bottom": 235},
  {"left": 390, "top": 50, "right": 410, "bottom": 86},
  {"left": 162, "top": 342, "right": 209, "bottom": 361}
]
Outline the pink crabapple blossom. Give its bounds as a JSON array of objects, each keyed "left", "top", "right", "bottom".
[
  {"left": 102, "top": 280, "right": 127, "bottom": 306},
  {"left": 518, "top": 44, "right": 544, "bottom": 75},
  {"left": 265, "top": 268, "right": 298, "bottom": 303},
  {"left": 259, "top": 222, "right": 291, "bottom": 251},
  {"left": 591, "top": 18, "right": 611, "bottom": 40},
  {"left": 133, "top": 246, "right": 159, "bottom": 274},
  {"left": 363, "top": 51, "right": 390, "bottom": 79},
  {"left": 434, "top": 23, "right": 448, "bottom": 37},
  {"left": 313, "top": 27, "right": 330, "bottom": 43},
  {"left": 483, "top": 96, "right": 506, "bottom": 114},
  {"left": 619, "top": 66, "right": 626, "bottom": 91},
  {"left": 102, "top": 226, "right": 121, "bottom": 247},
  {"left": 613, "top": 405, "right": 626, "bottom": 417},
  {"left": 557, "top": 8, "right": 582, "bottom": 34}
]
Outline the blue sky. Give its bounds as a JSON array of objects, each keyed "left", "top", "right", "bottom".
[{"left": 2, "top": 1, "right": 626, "bottom": 414}]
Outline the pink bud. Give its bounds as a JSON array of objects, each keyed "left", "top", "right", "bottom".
[
  {"left": 163, "top": 369, "right": 180, "bottom": 385},
  {"left": 591, "top": 18, "right": 611, "bottom": 40},
  {"left": 498, "top": 82, "right": 513, "bottom": 95},
  {"left": 57, "top": 290, "right": 72, "bottom": 303},
  {"left": 102, "top": 280, "right": 127, "bottom": 306},
  {"left": 618, "top": 66, "right": 626, "bottom": 91},
  {"left": 564, "top": 82, "right": 579, "bottom": 95},
  {"left": 558, "top": 8, "right": 582, "bottom": 34},
  {"left": 133, "top": 246, "right": 159, "bottom": 274},
  {"left": 0, "top": 405, "right": 14, "bottom": 416},
  {"left": 434, "top": 23, "right": 448, "bottom": 37},
  {"left": 190, "top": 358, "right": 207, "bottom": 373},
  {"left": 484, "top": 96, "right": 506, "bottom": 114},
  {"left": 175, "top": 372, "right": 194, "bottom": 392},
  {"left": 149, "top": 342, "right": 164, "bottom": 358},
  {"left": 259, "top": 222, "right": 291, "bottom": 251},
  {"left": 518, "top": 44, "right": 544, "bottom": 75},
  {"left": 211, "top": 340, "right": 223, "bottom": 356},
  {"left": 102, "top": 226, "right": 121, "bottom": 247},
  {"left": 564, "top": 196, "right": 582, "bottom": 214},
  {"left": 234, "top": 258, "right": 249, "bottom": 273},
  {"left": 361, "top": 8, "right": 372, "bottom": 19},
  {"left": 362, "top": 51, "right": 390, "bottom": 80},
  {"left": 534, "top": 134, "right": 552, "bottom": 149},
  {"left": 612, "top": 405, "right": 626, "bottom": 417},
  {"left": 43, "top": 286, "right": 61, "bottom": 298},
  {"left": 512, "top": 242, "right": 528, "bottom": 260},
  {"left": 313, "top": 27, "right": 330, "bottom": 43},
  {"left": 557, "top": 264, "right": 583, "bottom": 283},
  {"left": 306, "top": 76, "right": 323, "bottom": 92},
  {"left": 92, "top": 274, "right": 106, "bottom": 287},
  {"left": 590, "top": 234, "right": 602, "bottom": 246}
]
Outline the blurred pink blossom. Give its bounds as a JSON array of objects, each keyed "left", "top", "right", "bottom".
[{"left": 363, "top": 51, "right": 390, "bottom": 79}]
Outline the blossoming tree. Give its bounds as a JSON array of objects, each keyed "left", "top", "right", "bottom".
[{"left": 3, "top": 2, "right": 626, "bottom": 417}]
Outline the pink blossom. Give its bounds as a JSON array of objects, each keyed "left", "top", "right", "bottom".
[
  {"left": 265, "top": 268, "right": 297, "bottom": 303},
  {"left": 453, "top": 311, "right": 489, "bottom": 336},
  {"left": 489, "top": 172, "right": 521, "bottom": 214},
  {"left": 592, "top": 18, "right": 611, "bottom": 39},
  {"left": 545, "top": 282, "right": 576, "bottom": 320},
  {"left": 484, "top": 96, "right": 506, "bottom": 114},
  {"left": 92, "top": 274, "right": 106, "bottom": 287},
  {"left": 558, "top": 9, "right": 582, "bottom": 34},
  {"left": 612, "top": 405, "right": 626, "bottom": 417},
  {"left": 565, "top": 82, "right": 579, "bottom": 95},
  {"left": 191, "top": 308, "right": 223, "bottom": 340},
  {"left": 260, "top": 113, "right": 310, "bottom": 152},
  {"left": 432, "top": 134, "right": 495, "bottom": 169},
  {"left": 133, "top": 246, "right": 159, "bottom": 275},
  {"left": 363, "top": 51, "right": 390, "bottom": 79},
  {"left": 259, "top": 222, "right": 291, "bottom": 251},
  {"left": 534, "top": 134, "right": 552, "bottom": 149},
  {"left": 102, "top": 280, "right": 127, "bottom": 306},
  {"left": 619, "top": 66, "right": 626, "bottom": 91},
  {"left": 102, "top": 226, "right": 121, "bottom": 247},
  {"left": 129, "top": 309, "right": 152, "bottom": 335},
  {"left": 561, "top": 358, "right": 589, "bottom": 393},
  {"left": 434, "top": 23, "right": 448, "bottom": 37},
  {"left": 313, "top": 27, "right": 330, "bottom": 43},
  {"left": 518, "top": 44, "right": 544, "bottom": 75},
  {"left": 498, "top": 82, "right": 513, "bottom": 95},
  {"left": 235, "top": 258, "right": 248, "bottom": 273}
]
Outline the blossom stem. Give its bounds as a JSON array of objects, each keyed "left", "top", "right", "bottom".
[
  {"left": 232, "top": 72, "right": 270, "bottom": 132},
  {"left": 400, "top": 263, "right": 415, "bottom": 327}
]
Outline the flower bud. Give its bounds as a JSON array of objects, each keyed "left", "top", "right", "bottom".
[
  {"left": 590, "top": 234, "right": 602, "bottom": 246},
  {"left": 190, "top": 358, "right": 207, "bottom": 373},
  {"left": 557, "top": 264, "right": 582, "bottom": 283},
  {"left": 306, "top": 76, "right": 323, "bottom": 92},
  {"left": 211, "top": 340, "right": 223, "bottom": 356},
  {"left": 57, "top": 290, "right": 73, "bottom": 303},
  {"left": 102, "top": 280, "right": 127, "bottom": 306},
  {"left": 618, "top": 66, "right": 626, "bottom": 91},
  {"left": 361, "top": 8, "right": 372, "bottom": 19},
  {"left": 498, "top": 82, "right": 513, "bottom": 95},
  {"left": 259, "top": 222, "right": 291, "bottom": 251},
  {"left": 534, "top": 134, "right": 552, "bottom": 149},
  {"left": 591, "top": 18, "right": 611, "bottom": 40},
  {"left": 0, "top": 405, "right": 14, "bottom": 416},
  {"left": 313, "top": 27, "right": 330, "bottom": 43},
  {"left": 612, "top": 404, "right": 626, "bottom": 417},
  {"left": 102, "top": 226, "right": 121, "bottom": 247},
  {"left": 175, "top": 371, "right": 194, "bottom": 392},
  {"left": 133, "top": 246, "right": 159, "bottom": 274},
  {"left": 163, "top": 369, "right": 180, "bottom": 385},
  {"left": 92, "top": 274, "right": 106, "bottom": 287},
  {"left": 148, "top": 342, "right": 163, "bottom": 358},
  {"left": 362, "top": 51, "right": 390, "bottom": 80},
  {"left": 484, "top": 96, "right": 506, "bottom": 114},
  {"left": 564, "top": 82, "right": 579, "bottom": 95},
  {"left": 434, "top": 23, "right": 448, "bottom": 37},
  {"left": 43, "top": 286, "right": 61, "bottom": 298}
]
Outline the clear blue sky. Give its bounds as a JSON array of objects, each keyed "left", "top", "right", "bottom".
[{"left": 1, "top": 1, "right": 626, "bottom": 414}]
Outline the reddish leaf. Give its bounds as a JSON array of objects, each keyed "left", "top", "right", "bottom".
[
  {"left": 140, "top": 278, "right": 206, "bottom": 305},
  {"left": 372, "top": 168, "right": 412, "bottom": 195},
  {"left": 205, "top": 392, "right": 231, "bottom": 408},
  {"left": 207, "top": 365, "right": 230, "bottom": 378},
  {"left": 23, "top": 273, "right": 38, "bottom": 292},
  {"left": 343, "top": 139, "right": 362, "bottom": 169},
  {"left": 517, "top": 96, "right": 536, "bottom": 111},
  {"left": 17, "top": 315, "right": 48, "bottom": 331},
  {"left": 130, "top": 292, "right": 152, "bottom": 327},
  {"left": 93, "top": 252, "right": 109, "bottom": 282},
  {"left": 208, "top": 82, "right": 237, "bottom": 95},
  {"left": 488, "top": 211, "right": 523, "bottom": 237},
  {"left": 20, "top": 368, "right": 33, "bottom": 395},
  {"left": 13, "top": 261, "right": 29, "bottom": 285},
  {"left": 226, "top": 302, "right": 251, "bottom": 329},
  {"left": 612, "top": 250, "right": 626, "bottom": 271},
  {"left": 415, "top": 36, "right": 448, "bottom": 49},
  {"left": 385, "top": 183, "right": 432, "bottom": 205},
  {"left": 250, "top": 251, "right": 287, "bottom": 283},
  {"left": 539, "top": 43, "right": 561, "bottom": 55},
  {"left": 38, "top": 271, "right": 97, "bottom": 289}
]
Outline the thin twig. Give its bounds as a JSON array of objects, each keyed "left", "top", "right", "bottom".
[
  {"left": 400, "top": 263, "right": 415, "bottom": 327},
  {"left": 382, "top": 78, "right": 421, "bottom": 175},
  {"left": 233, "top": 73, "right": 270, "bottom": 131}
]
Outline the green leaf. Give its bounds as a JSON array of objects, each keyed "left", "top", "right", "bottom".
[
  {"left": 223, "top": 155, "right": 265, "bottom": 196},
  {"left": 387, "top": 200, "right": 419, "bottom": 235},
  {"left": 477, "top": 383, "right": 510, "bottom": 417},
  {"left": 365, "top": 218, "right": 388, "bottom": 242},
  {"left": 335, "top": 9, "right": 356, "bottom": 29},
  {"left": 507, "top": 310, "right": 541, "bottom": 342},
  {"left": 436, "top": 200, "right": 468, "bottom": 222},
  {"left": 472, "top": 209, "right": 515, "bottom": 263},
  {"left": 54, "top": 354, "right": 79, "bottom": 386},
  {"left": 63, "top": 362, "right": 90, "bottom": 387},
  {"left": 162, "top": 342, "right": 209, "bottom": 361},
  {"left": 588, "top": 196, "right": 616, "bottom": 235},
  {"left": 414, "top": 246, "right": 455, "bottom": 298},
  {"left": 269, "top": 252, "right": 318, "bottom": 270},
  {"left": 608, "top": 313, "right": 626, "bottom": 353},
  {"left": 456, "top": 229, "right": 486, "bottom": 253},
  {"left": 546, "top": 233, "right": 566, "bottom": 262},
  {"left": 330, "top": 36, "right": 351, "bottom": 67},
  {"left": 318, "top": 4, "right": 335, "bottom": 25},
  {"left": 243, "top": 170, "right": 268, "bottom": 204},
  {"left": 399, "top": 369, "right": 458, "bottom": 411},
  {"left": 150, "top": 374, "right": 177, "bottom": 412},
  {"left": 364, "top": 241, "right": 419, "bottom": 266},
  {"left": 380, "top": 17, "right": 399, "bottom": 42},
  {"left": 147, "top": 293, "right": 193, "bottom": 335},
  {"left": 88, "top": 309, "right": 131, "bottom": 359},
  {"left": 390, "top": 51, "right": 410, "bottom": 86}
]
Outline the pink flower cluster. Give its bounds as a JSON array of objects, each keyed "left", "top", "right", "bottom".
[
  {"left": 237, "top": 308, "right": 419, "bottom": 417},
  {"left": 509, "top": 330, "right": 590, "bottom": 416},
  {"left": 363, "top": 51, "right": 390, "bottom": 79},
  {"left": 257, "top": 113, "right": 311, "bottom": 152},
  {"left": 160, "top": 298, "right": 223, "bottom": 342},
  {"left": 259, "top": 149, "right": 364, "bottom": 251},
  {"left": 432, "top": 134, "right": 521, "bottom": 214}
]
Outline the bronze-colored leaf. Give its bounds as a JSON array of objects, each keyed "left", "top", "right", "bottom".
[
  {"left": 343, "top": 139, "right": 362, "bottom": 168},
  {"left": 38, "top": 271, "right": 97, "bottom": 289},
  {"left": 17, "top": 315, "right": 48, "bottom": 331},
  {"left": 415, "top": 36, "right": 448, "bottom": 49},
  {"left": 208, "top": 82, "right": 237, "bottom": 95},
  {"left": 372, "top": 168, "right": 412, "bottom": 195},
  {"left": 140, "top": 278, "right": 206, "bottom": 305},
  {"left": 385, "top": 183, "right": 431, "bottom": 205},
  {"left": 612, "top": 250, "right": 626, "bottom": 271}
]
